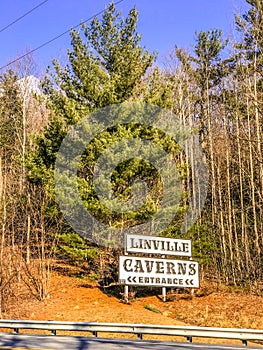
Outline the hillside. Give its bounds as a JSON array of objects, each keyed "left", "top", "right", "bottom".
[{"left": 4, "top": 268, "right": 263, "bottom": 346}]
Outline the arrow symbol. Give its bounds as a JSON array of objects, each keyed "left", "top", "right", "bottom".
[
  {"left": 185, "top": 279, "right": 194, "bottom": 286},
  {"left": 127, "top": 276, "right": 136, "bottom": 283}
]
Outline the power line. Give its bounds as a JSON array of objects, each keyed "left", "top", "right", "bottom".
[
  {"left": 0, "top": 0, "right": 126, "bottom": 71},
  {"left": 0, "top": 0, "right": 48, "bottom": 34}
]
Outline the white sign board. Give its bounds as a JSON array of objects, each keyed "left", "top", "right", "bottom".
[
  {"left": 125, "top": 234, "right": 192, "bottom": 257},
  {"left": 119, "top": 256, "right": 199, "bottom": 288}
]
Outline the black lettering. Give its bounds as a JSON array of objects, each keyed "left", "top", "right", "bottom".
[
  {"left": 145, "top": 260, "right": 154, "bottom": 273},
  {"left": 130, "top": 238, "right": 138, "bottom": 249},
  {"left": 168, "top": 278, "right": 172, "bottom": 284},
  {"left": 166, "top": 262, "right": 176, "bottom": 274},
  {"left": 189, "top": 263, "right": 196, "bottom": 276},
  {"left": 153, "top": 240, "right": 160, "bottom": 250},
  {"left": 156, "top": 278, "right": 160, "bottom": 283},
  {"left": 139, "top": 277, "right": 143, "bottom": 283},
  {"left": 178, "top": 263, "right": 187, "bottom": 275},
  {"left": 134, "top": 260, "right": 144, "bottom": 273},
  {"left": 179, "top": 279, "right": 183, "bottom": 285},
  {"left": 156, "top": 261, "right": 164, "bottom": 274},
  {"left": 182, "top": 242, "right": 189, "bottom": 253},
  {"left": 123, "top": 259, "right": 133, "bottom": 272},
  {"left": 144, "top": 240, "right": 151, "bottom": 250},
  {"left": 169, "top": 242, "right": 175, "bottom": 251},
  {"left": 174, "top": 242, "right": 180, "bottom": 252},
  {"left": 161, "top": 278, "right": 166, "bottom": 284}
]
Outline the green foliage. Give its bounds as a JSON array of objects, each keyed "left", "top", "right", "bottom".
[
  {"left": 27, "top": 5, "right": 229, "bottom": 277},
  {"left": 145, "top": 68, "right": 178, "bottom": 109},
  {"left": 32, "top": 2, "right": 155, "bottom": 181},
  {"left": 187, "top": 223, "right": 218, "bottom": 266},
  {"left": 192, "top": 29, "right": 229, "bottom": 91},
  {"left": 235, "top": 0, "right": 263, "bottom": 55},
  {"left": 194, "top": 30, "right": 227, "bottom": 65},
  {"left": 86, "top": 273, "right": 101, "bottom": 281},
  {"left": 0, "top": 70, "right": 23, "bottom": 160},
  {"left": 30, "top": 3, "right": 185, "bottom": 244},
  {"left": 235, "top": 0, "right": 263, "bottom": 93},
  {"left": 77, "top": 122, "right": 183, "bottom": 230},
  {"left": 85, "top": 4, "right": 155, "bottom": 103},
  {"left": 57, "top": 232, "right": 99, "bottom": 263},
  {"left": 42, "top": 2, "right": 155, "bottom": 120},
  {"left": 144, "top": 304, "right": 161, "bottom": 313}
]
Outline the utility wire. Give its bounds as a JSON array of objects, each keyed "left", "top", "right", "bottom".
[
  {"left": 0, "top": 0, "right": 48, "bottom": 34},
  {"left": 0, "top": 0, "right": 126, "bottom": 71}
]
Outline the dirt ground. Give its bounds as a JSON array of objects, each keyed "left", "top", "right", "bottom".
[{"left": 4, "top": 270, "right": 263, "bottom": 346}]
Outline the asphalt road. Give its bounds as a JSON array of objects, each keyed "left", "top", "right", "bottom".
[{"left": 0, "top": 334, "right": 262, "bottom": 350}]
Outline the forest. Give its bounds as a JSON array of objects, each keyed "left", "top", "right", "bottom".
[{"left": 0, "top": 0, "right": 263, "bottom": 313}]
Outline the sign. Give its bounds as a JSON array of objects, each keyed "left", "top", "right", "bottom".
[
  {"left": 125, "top": 234, "right": 192, "bottom": 257},
  {"left": 119, "top": 256, "right": 199, "bottom": 288}
]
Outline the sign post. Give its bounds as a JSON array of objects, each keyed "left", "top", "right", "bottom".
[{"left": 162, "top": 286, "right": 166, "bottom": 302}]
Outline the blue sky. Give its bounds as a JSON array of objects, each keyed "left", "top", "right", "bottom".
[{"left": 0, "top": 0, "right": 249, "bottom": 74}]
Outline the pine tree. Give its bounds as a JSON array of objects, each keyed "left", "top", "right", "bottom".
[
  {"left": 29, "top": 3, "right": 161, "bottom": 251},
  {"left": 34, "top": 2, "right": 155, "bottom": 172}
]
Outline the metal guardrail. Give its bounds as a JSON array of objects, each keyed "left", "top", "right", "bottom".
[{"left": 0, "top": 320, "right": 262, "bottom": 346}]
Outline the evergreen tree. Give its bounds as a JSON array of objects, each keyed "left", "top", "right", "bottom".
[
  {"left": 34, "top": 2, "right": 155, "bottom": 175},
  {"left": 29, "top": 3, "right": 170, "bottom": 251},
  {"left": 235, "top": 0, "right": 263, "bottom": 63}
]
